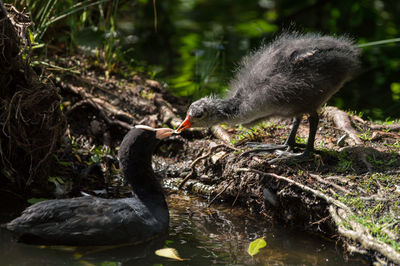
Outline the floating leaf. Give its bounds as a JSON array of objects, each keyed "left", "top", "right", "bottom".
[
  {"left": 248, "top": 237, "right": 267, "bottom": 256},
  {"left": 155, "top": 248, "right": 185, "bottom": 261}
]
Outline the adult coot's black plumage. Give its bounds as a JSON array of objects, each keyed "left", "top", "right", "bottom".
[
  {"left": 4, "top": 126, "right": 173, "bottom": 245},
  {"left": 177, "top": 33, "right": 361, "bottom": 157}
]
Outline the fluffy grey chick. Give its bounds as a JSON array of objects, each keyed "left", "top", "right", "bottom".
[{"left": 177, "top": 32, "right": 361, "bottom": 156}]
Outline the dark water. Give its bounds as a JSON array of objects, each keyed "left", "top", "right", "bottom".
[{"left": 0, "top": 193, "right": 367, "bottom": 266}]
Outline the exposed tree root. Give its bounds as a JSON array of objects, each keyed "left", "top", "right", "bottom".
[
  {"left": 234, "top": 168, "right": 351, "bottom": 210},
  {"left": 62, "top": 82, "right": 136, "bottom": 123},
  {"left": 208, "top": 180, "right": 234, "bottom": 207},
  {"left": 211, "top": 125, "right": 232, "bottom": 144},
  {"left": 66, "top": 99, "right": 132, "bottom": 130},
  {"left": 330, "top": 206, "right": 400, "bottom": 265},
  {"left": 370, "top": 124, "right": 400, "bottom": 132},
  {"left": 324, "top": 106, "right": 363, "bottom": 145}
]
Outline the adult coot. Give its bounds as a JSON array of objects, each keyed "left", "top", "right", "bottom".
[
  {"left": 177, "top": 33, "right": 361, "bottom": 157},
  {"left": 4, "top": 126, "right": 173, "bottom": 245}
]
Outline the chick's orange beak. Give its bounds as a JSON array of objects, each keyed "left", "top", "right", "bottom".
[{"left": 176, "top": 115, "right": 192, "bottom": 132}]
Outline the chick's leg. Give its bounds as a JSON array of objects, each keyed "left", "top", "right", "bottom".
[{"left": 243, "top": 116, "right": 302, "bottom": 154}]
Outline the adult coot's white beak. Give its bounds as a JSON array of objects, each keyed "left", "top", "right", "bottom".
[{"left": 155, "top": 128, "right": 174, "bottom": 139}]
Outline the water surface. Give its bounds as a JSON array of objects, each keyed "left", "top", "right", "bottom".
[{"left": 0, "top": 193, "right": 367, "bottom": 265}]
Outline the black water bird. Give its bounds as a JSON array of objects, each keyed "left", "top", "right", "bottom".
[
  {"left": 4, "top": 126, "right": 173, "bottom": 245},
  {"left": 177, "top": 33, "right": 361, "bottom": 158}
]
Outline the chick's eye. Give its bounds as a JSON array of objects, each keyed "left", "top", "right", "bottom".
[{"left": 193, "top": 112, "right": 204, "bottom": 119}]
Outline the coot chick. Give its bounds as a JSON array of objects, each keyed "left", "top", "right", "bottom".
[
  {"left": 4, "top": 126, "right": 173, "bottom": 245},
  {"left": 177, "top": 33, "right": 361, "bottom": 158}
]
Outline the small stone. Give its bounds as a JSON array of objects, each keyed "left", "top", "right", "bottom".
[{"left": 211, "top": 151, "right": 226, "bottom": 164}]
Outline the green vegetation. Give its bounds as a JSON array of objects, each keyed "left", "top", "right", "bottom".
[
  {"left": 231, "top": 123, "right": 273, "bottom": 145},
  {"left": 9, "top": 0, "right": 400, "bottom": 119},
  {"left": 368, "top": 154, "right": 397, "bottom": 170},
  {"left": 333, "top": 172, "right": 400, "bottom": 252},
  {"left": 358, "top": 129, "right": 373, "bottom": 141},
  {"left": 295, "top": 135, "right": 307, "bottom": 145},
  {"left": 337, "top": 193, "right": 399, "bottom": 252},
  {"left": 14, "top": 0, "right": 126, "bottom": 72},
  {"left": 336, "top": 151, "right": 353, "bottom": 172}
]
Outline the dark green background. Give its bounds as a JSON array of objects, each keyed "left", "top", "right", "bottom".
[{"left": 15, "top": 0, "right": 400, "bottom": 120}]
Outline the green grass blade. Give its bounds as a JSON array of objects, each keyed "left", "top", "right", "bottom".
[
  {"left": 46, "top": 0, "right": 110, "bottom": 27},
  {"left": 359, "top": 38, "right": 400, "bottom": 48}
]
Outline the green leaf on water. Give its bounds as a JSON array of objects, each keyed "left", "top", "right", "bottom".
[{"left": 248, "top": 237, "right": 267, "bottom": 256}]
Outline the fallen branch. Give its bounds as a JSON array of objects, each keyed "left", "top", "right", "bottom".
[
  {"left": 154, "top": 94, "right": 182, "bottom": 128},
  {"left": 358, "top": 195, "right": 393, "bottom": 202},
  {"left": 62, "top": 82, "right": 136, "bottom": 124}
]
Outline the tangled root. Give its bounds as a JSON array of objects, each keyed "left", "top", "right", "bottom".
[{"left": 0, "top": 4, "right": 66, "bottom": 190}]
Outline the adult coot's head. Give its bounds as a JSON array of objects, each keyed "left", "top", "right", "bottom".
[{"left": 118, "top": 125, "right": 174, "bottom": 190}]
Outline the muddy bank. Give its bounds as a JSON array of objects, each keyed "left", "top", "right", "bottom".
[{"left": 159, "top": 113, "right": 400, "bottom": 265}]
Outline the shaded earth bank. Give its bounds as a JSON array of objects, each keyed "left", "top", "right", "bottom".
[{"left": 1, "top": 4, "right": 399, "bottom": 265}]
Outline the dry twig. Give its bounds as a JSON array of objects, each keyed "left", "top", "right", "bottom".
[
  {"left": 208, "top": 180, "right": 234, "bottom": 207},
  {"left": 309, "top": 173, "right": 352, "bottom": 194}
]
